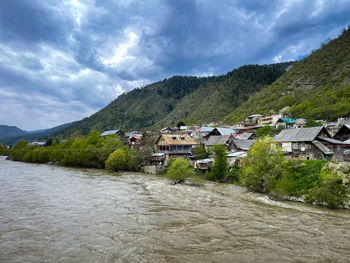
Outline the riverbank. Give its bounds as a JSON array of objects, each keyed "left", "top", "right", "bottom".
[{"left": 1, "top": 134, "right": 350, "bottom": 209}]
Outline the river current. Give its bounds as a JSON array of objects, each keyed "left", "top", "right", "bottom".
[{"left": 1, "top": 156, "right": 350, "bottom": 262}]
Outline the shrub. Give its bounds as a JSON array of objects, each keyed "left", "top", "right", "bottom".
[
  {"left": 105, "top": 149, "right": 127, "bottom": 171},
  {"left": 306, "top": 169, "right": 348, "bottom": 208},
  {"left": 166, "top": 158, "right": 194, "bottom": 183}
]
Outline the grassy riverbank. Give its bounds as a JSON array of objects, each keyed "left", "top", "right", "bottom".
[{"left": 1, "top": 135, "right": 349, "bottom": 208}]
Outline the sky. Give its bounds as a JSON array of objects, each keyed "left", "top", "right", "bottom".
[{"left": 0, "top": 0, "right": 349, "bottom": 130}]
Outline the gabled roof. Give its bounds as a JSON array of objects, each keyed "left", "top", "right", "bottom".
[
  {"left": 155, "top": 134, "right": 198, "bottom": 146},
  {"left": 199, "top": 127, "right": 214, "bottom": 133},
  {"left": 237, "top": 132, "right": 254, "bottom": 140},
  {"left": 317, "top": 137, "right": 343, "bottom": 144},
  {"left": 275, "top": 127, "right": 330, "bottom": 142},
  {"left": 231, "top": 139, "right": 254, "bottom": 151},
  {"left": 101, "top": 130, "right": 122, "bottom": 136},
  {"left": 215, "top": 127, "right": 236, "bottom": 135},
  {"left": 228, "top": 151, "right": 247, "bottom": 158},
  {"left": 333, "top": 124, "right": 350, "bottom": 139},
  {"left": 205, "top": 135, "right": 231, "bottom": 146},
  {"left": 280, "top": 118, "right": 300, "bottom": 124}
]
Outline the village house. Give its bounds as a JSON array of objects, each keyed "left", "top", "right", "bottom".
[
  {"left": 155, "top": 134, "right": 198, "bottom": 156},
  {"left": 326, "top": 122, "right": 338, "bottom": 135},
  {"left": 227, "top": 138, "right": 254, "bottom": 152},
  {"left": 275, "top": 126, "right": 340, "bottom": 161},
  {"left": 236, "top": 132, "right": 256, "bottom": 140},
  {"left": 333, "top": 124, "right": 350, "bottom": 141},
  {"left": 204, "top": 135, "right": 231, "bottom": 151},
  {"left": 194, "top": 159, "right": 213, "bottom": 173},
  {"left": 192, "top": 126, "right": 214, "bottom": 143},
  {"left": 227, "top": 151, "right": 247, "bottom": 166},
  {"left": 204, "top": 127, "right": 236, "bottom": 141},
  {"left": 160, "top": 127, "right": 174, "bottom": 134},
  {"left": 101, "top": 129, "right": 125, "bottom": 140},
  {"left": 246, "top": 114, "right": 263, "bottom": 124},
  {"left": 293, "top": 118, "right": 306, "bottom": 128},
  {"left": 274, "top": 118, "right": 300, "bottom": 129}
]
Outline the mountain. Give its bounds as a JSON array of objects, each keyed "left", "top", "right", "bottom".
[
  {"left": 155, "top": 63, "right": 291, "bottom": 127},
  {"left": 54, "top": 63, "right": 291, "bottom": 137},
  {"left": 225, "top": 26, "right": 350, "bottom": 123},
  {"left": 0, "top": 122, "right": 76, "bottom": 145},
  {"left": 0, "top": 125, "right": 26, "bottom": 139}
]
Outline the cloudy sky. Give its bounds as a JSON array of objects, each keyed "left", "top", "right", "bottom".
[{"left": 0, "top": 0, "right": 349, "bottom": 130}]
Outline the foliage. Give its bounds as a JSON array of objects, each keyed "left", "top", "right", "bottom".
[
  {"left": 207, "top": 144, "right": 228, "bottom": 181},
  {"left": 254, "top": 125, "right": 275, "bottom": 138},
  {"left": 14, "top": 140, "right": 28, "bottom": 149},
  {"left": 166, "top": 158, "right": 194, "bottom": 183},
  {"left": 303, "top": 119, "right": 323, "bottom": 128},
  {"left": 105, "top": 149, "right": 127, "bottom": 171},
  {"left": 226, "top": 165, "right": 241, "bottom": 183},
  {"left": 241, "top": 137, "right": 285, "bottom": 193},
  {"left": 305, "top": 169, "right": 348, "bottom": 208},
  {"left": 192, "top": 145, "right": 210, "bottom": 159}
]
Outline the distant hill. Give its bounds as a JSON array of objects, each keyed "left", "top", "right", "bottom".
[
  {"left": 54, "top": 63, "right": 291, "bottom": 137},
  {"left": 0, "top": 125, "right": 26, "bottom": 138},
  {"left": 225, "top": 26, "right": 350, "bottom": 123},
  {"left": 0, "top": 122, "right": 76, "bottom": 145}
]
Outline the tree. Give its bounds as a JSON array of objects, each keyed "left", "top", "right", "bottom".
[
  {"left": 241, "top": 137, "right": 285, "bottom": 193},
  {"left": 304, "top": 119, "right": 323, "bottom": 128},
  {"left": 166, "top": 158, "right": 194, "bottom": 183},
  {"left": 192, "top": 145, "right": 210, "bottom": 159},
  {"left": 105, "top": 149, "right": 127, "bottom": 171},
  {"left": 254, "top": 125, "right": 274, "bottom": 138},
  {"left": 176, "top": 121, "right": 186, "bottom": 128},
  {"left": 14, "top": 140, "right": 28, "bottom": 149},
  {"left": 46, "top": 138, "right": 53, "bottom": 146},
  {"left": 207, "top": 144, "right": 228, "bottom": 181}
]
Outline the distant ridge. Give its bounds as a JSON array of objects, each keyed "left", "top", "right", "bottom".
[{"left": 225, "top": 26, "right": 350, "bottom": 123}]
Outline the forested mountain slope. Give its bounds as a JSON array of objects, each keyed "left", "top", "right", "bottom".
[
  {"left": 155, "top": 63, "right": 291, "bottom": 127},
  {"left": 225, "top": 27, "right": 350, "bottom": 123},
  {"left": 54, "top": 63, "right": 290, "bottom": 137}
]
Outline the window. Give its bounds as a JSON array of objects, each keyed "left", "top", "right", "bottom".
[
  {"left": 172, "top": 137, "right": 177, "bottom": 140},
  {"left": 180, "top": 137, "right": 185, "bottom": 140}
]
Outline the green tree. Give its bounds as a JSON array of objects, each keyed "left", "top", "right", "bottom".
[
  {"left": 306, "top": 169, "right": 348, "bottom": 208},
  {"left": 105, "top": 149, "right": 127, "bottom": 171},
  {"left": 241, "top": 137, "right": 285, "bottom": 193},
  {"left": 14, "top": 140, "right": 28, "bottom": 149},
  {"left": 207, "top": 144, "right": 228, "bottom": 181},
  {"left": 192, "top": 145, "right": 210, "bottom": 159},
  {"left": 254, "top": 125, "right": 274, "bottom": 138},
  {"left": 303, "top": 119, "right": 323, "bottom": 128},
  {"left": 166, "top": 158, "right": 194, "bottom": 183}
]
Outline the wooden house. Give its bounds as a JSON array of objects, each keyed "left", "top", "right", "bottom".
[
  {"left": 155, "top": 134, "right": 198, "bottom": 156},
  {"left": 204, "top": 135, "right": 231, "bottom": 151},
  {"left": 227, "top": 138, "right": 254, "bottom": 152},
  {"left": 275, "top": 126, "right": 337, "bottom": 160},
  {"left": 333, "top": 124, "right": 350, "bottom": 141},
  {"left": 205, "top": 127, "right": 236, "bottom": 141}
]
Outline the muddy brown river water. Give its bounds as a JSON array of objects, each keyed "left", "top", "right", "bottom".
[{"left": 1, "top": 156, "right": 350, "bottom": 262}]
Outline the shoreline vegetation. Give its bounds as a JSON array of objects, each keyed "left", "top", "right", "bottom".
[{"left": 1, "top": 132, "right": 349, "bottom": 209}]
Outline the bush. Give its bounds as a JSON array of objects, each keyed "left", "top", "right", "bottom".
[
  {"left": 166, "top": 158, "right": 194, "bottom": 183},
  {"left": 306, "top": 169, "right": 348, "bottom": 208},
  {"left": 241, "top": 137, "right": 285, "bottom": 193},
  {"left": 105, "top": 149, "right": 127, "bottom": 171}
]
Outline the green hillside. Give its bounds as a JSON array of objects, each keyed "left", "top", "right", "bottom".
[
  {"left": 225, "top": 27, "right": 350, "bottom": 123},
  {"left": 54, "top": 63, "right": 290, "bottom": 137},
  {"left": 156, "top": 63, "right": 291, "bottom": 127}
]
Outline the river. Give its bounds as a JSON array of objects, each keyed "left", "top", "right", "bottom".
[{"left": 1, "top": 156, "right": 350, "bottom": 262}]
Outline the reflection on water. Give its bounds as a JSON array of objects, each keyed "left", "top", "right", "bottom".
[{"left": 1, "top": 156, "right": 350, "bottom": 262}]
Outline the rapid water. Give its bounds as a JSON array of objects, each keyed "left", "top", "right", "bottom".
[{"left": 1, "top": 156, "right": 350, "bottom": 262}]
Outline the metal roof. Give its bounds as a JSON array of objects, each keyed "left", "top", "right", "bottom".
[
  {"left": 317, "top": 137, "right": 343, "bottom": 144},
  {"left": 231, "top": 139, "right": 254, "bottom": 151},
  {"left": 215, "top": 127, "right": 236, "bottom": 135},
  {"left": 101, "top": 130, "right": 121, "bottom": 136},
  {"left": 199, "top": 127, "right": 214, "bottom": 133},
  {"left": 205, "top": 135, "right": 231, "bottom": 146},
  {"left": 237, "top": 132, "right": 254, "bottom": 140},
  {"left": 312, "top": 141, "right": 333, "bottom": 155},
  {"left": 152, "top": 152, "right": 165, "bottom": 157},
  {"left": 227, "top": 151, "right": 247, "bottom": 158},
  {"left": 275, "top": 127, "right": 326, "bottom": 142},
  {"left": 197, "top": 159, "right": 213, "bottom": 164}
]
